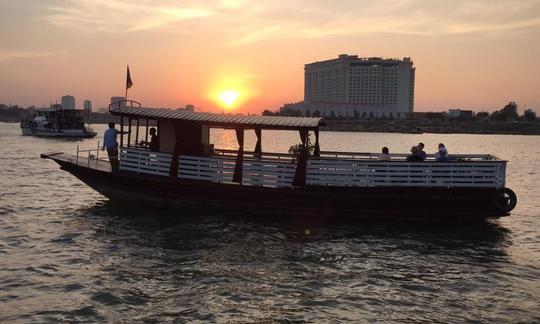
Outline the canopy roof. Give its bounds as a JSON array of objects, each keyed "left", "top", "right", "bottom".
[{"left": 110, "top": 106, "right": 324, "bottom": 130}]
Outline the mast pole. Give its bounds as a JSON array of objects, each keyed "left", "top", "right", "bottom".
[{"left": 125, "top": 65, "right": 129, "bottom": 100}]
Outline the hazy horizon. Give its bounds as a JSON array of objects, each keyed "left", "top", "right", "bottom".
[{"left": 1, "top": 0, "right": 539, "bottom": 113}]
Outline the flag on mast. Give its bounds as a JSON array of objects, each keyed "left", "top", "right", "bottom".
[{"left": 126, "top": 65, "right": 133, "bottom": 90}]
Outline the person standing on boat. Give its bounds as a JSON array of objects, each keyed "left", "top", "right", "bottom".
[{"left": 102, "top": 122, "right": 127, "bottom": 172}]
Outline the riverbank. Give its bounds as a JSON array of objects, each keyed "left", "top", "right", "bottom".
[
  {"left": 321, "top": 119, "right": 540, "bottom": 135},
  {"left": 3, "top": 115, "right": 539, "bottom": 135}
]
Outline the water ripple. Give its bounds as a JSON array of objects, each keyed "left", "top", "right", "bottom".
[{"left": 0, "top": 123, "right": 539, "bottom": 322}]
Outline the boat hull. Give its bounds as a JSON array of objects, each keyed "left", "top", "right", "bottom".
[
  {"left": 44, "top": 155, "right": 511, "bottom": 221},
  {"left": 21, "top": 127, "right": 97, "bottom": 138}
]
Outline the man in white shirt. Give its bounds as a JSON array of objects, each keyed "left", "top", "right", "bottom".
[{"left": 102, "top": 122, "right": 127, "bottom": 171}]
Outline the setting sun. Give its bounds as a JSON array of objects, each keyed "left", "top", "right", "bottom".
[
  {"left": 218, "top": 90, "right": 240, "bottom": 108},
  {"left": 208, "top": 72, "right": 259, "bottom": 112}
]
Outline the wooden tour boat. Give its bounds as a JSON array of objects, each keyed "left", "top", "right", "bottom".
[{"left": 41, "top": 100, "right": 517, "bottom": 220}]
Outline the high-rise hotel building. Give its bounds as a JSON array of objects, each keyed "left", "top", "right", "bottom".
[{"left": 283, "top": 54, "right": 415, "bottom": 118}]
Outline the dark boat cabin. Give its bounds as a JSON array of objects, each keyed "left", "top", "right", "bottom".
[{"left": 110, "top": 100, "right": 324, "bottom": 187}]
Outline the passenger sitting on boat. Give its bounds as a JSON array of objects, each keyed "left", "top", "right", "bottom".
[
  {"left": 407, "top": 146, "right": 423, "bottom": 162},
  {"left": 435, "top": 143, "right": 449, "bottom": 162},
  {"left": 379, "top": 147, "right": 390, "bottom": 160},
  {"left": 101, "top": 122, "right": 128, "bottom": 172},
  {"left": 416, "top": 142, "right": 427, "bottom": 160},
  {"left": 139, "top": 128, "right": 159, "bottom": 151},
  {"left": 148, "top": 127, "right": 159, "bottom": 151}
]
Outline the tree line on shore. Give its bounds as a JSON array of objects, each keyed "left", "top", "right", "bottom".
[
  {"left": 262, "top": 102, "right": 537, "bottom": 122},
  {"left": 1, "top": 102, "right": 537, "bottom": 124}
]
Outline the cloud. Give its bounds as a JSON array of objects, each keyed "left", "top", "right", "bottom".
[
  {"left": 226, "top": 0, "right": 540, "bottom": 45},
  {"left": 0, "top": 48, "right": 72, "bottom": 64},
  {"left": 44, "top": 0, "right": 213, "bottom": 33},
  {"left": 40, "top": 0, "right": 540, "bottom": 43},
  {"left": 126, "top": 8, "right": 212, "bottom": 32},
  {"left": 442, "top": 17, "right": 540, "bottom": 34},
  {"left": 0, "top": 49, "right": 54, "bottom": 63},
  {"left": 221, "top": 0, "right": 247, "bottom": 9}
]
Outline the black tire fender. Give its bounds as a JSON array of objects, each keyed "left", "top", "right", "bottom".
[{"left": 491, "top": 187, "right": 517, "bottom": 213}]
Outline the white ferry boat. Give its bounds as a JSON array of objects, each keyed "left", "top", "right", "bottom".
[{"left": 20, "top": 104, "right": 96, "bottom": 138}]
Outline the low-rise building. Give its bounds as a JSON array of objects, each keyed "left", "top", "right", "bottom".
[
  {"left": 281, "top": 102, "right": 405, "bottom": 119},
  {"left": 448, "top": 109, "right": 474, "bottom": 119}
]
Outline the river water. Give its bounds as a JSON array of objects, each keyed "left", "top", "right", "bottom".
[{"left": 0, "top": 122, "right": 539, "bottom": 322}]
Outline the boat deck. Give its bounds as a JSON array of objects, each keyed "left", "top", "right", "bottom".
[{"left": 41, "top": 152, "right": 112, "bottom": 173}]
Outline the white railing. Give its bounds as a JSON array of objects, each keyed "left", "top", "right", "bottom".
[
  {"left": 75, "top": 142, "right": 102, "bottom": 167},
  {"left": 306, "top": 159, "right": 506, "bottom": 188},
  {"left": 318, "top": 151, "right": 500, "bottom": 161},
  {"left": 178, "top": 155, "right": 236, "bottom": 183},
  {"left": 176, "top": 155, "right": 296, "bottom": 187},
  {"left": 119, "top": 148, "right": 172, "bottom": 176},
  {"left": 242, "top": 159, "right": 296, "bottom": 187},
  {"left": 214, "top": 148, "right": 294, "bottom": 162},
  {"left": 118, "top": 148, "right": 506, "bottom": 189},
  {"left": 216, "top": 149, "right": 501, "bottom": 162}
]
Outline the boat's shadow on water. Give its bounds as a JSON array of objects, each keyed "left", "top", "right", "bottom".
[{"left": 75, "top": 200, "right": 512, "bottom": 258}]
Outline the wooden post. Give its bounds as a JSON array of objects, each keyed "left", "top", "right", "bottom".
[
  {"left": 254, "top": 127, "right": 262, "bottom": 159},
  {"left": 292, "top": 128, "right": 308, "bottom": 187},
  {"left": 145, "top": 119, "right": 149, "bottom": 145},
  {"left": 169, "top": 121, "right": 181, "bottom": 177},
  {"left": 120, "top": 116, "right": 124, "bottom": 148},
  {"left": 313, "top": 128, "right": 320, "bottom": 157},
  {"left": 127, "top": 117, "right": 132, "bottom": 148},
  {"left": 135, "top": 118, "right": 140, "bottom": 147},
  {"left": 233, "top": 128, "right": 244, "bottom": 184}
]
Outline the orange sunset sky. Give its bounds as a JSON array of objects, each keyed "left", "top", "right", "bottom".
[{"left": 1, "top": 0, "right": 539, "bottom": 114}]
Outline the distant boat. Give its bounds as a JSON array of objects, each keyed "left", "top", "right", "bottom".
[
  {"left": 41, "top": 100, "right": 517, "bottom": 221},
  {"left": 20, "top": 105, "right": 96, "bottom": 138}
]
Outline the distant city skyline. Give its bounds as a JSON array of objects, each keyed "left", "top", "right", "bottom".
[{"left": 1, "top": 0, "right": 539, "bottom": 113}]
